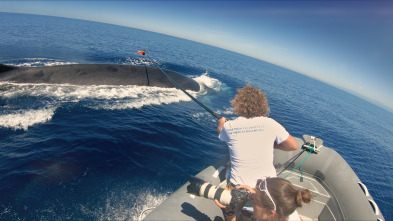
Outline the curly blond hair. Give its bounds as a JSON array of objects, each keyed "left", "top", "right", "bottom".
[{"left": 231, "top": 84, "right": 269, "bottom": 118}]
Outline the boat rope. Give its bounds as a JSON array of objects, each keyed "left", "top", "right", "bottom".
[
  {"left": 138, "top": 50, "right": 221, "bottom": 120},
  {"left": 283, "top": 143, "right": 316, "bottom": 180},
  {"left": 276, "top": 150, "right": 306, "bottom": 176}
]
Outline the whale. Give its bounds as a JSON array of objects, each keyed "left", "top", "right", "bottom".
[{"left": 0, "top": 64, "right": 200, "bottom": 91}]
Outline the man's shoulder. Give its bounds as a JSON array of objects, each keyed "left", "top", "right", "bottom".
[
  {"left": 254, "top": 117, "right": 286, "bottom": 129},
  {"left": 254, "top": 116, "right": 278, "bottom": 123},
  {"left": 226, "top": 116, "right": 277, "bottom": 126}
]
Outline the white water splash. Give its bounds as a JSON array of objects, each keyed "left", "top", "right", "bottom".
[
  {"left": 0, "top": 71, "right": 225, "bottom": 130},
  {"left": 0, "top": 107, "right": 55, "bottom": 130},
  {"left": 125, "top": 57, "right": 154, "bottom": 66},
  {"left": 6, "top": 58, "right": 76, "bottom": 67},
  {"left": 193, "top": 72, "right": 223, "bottom": 95},
  {"left": 78, "top": 189, "right": 169, "bottom": 221},
  {"left": 191, "top": 106, "right": 235, "bottom": 122}
]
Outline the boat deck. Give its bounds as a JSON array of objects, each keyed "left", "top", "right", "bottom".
[
  {"left": 278, "top": 170, "right": 342, "bottom": 221},
  {"left": 143, "top": 139, "right": 384, "bottom": 220},
  {"left": 214, "top": 169, "right": 342, "bottom": 221}
]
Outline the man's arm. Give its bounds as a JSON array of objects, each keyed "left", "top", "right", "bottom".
[
  {"left": 217, "top": 117, "right": 226, "bottom": 135},
  {"left": 274, "top": 134, "right": 298, "bottom": 151}
]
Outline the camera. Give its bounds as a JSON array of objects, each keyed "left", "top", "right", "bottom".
[{"left": 187, "top": 176, "right": 250, "bottom": 213}]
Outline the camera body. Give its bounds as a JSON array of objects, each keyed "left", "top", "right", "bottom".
[{"left": 187, "top": 176, "right": 250, "bottom": 213}]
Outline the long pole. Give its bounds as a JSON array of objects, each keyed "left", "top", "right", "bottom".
[{"left": 138, "top": 50, "right": 221, "bottom": 120}]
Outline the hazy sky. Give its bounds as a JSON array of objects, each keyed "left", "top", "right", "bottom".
[{"left": 1, "top": 1, "right": 392, "bottom": 111}]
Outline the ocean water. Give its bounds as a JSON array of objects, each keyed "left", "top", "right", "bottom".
[{"left": 1, "top": 12, "right": 392, "bottom": 220}]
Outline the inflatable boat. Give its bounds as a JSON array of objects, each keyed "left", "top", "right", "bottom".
[{"left": 141, "top": 135, "right": 385, "bottom": 221}]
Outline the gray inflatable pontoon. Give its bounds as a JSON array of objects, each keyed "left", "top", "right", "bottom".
[{"left": 141, "top": 135, "right": 384, "bottom": 221}]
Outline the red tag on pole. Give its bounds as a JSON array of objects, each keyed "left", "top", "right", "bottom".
[{"left": 138, "top": 51, "right": 145, "bottom": 55}]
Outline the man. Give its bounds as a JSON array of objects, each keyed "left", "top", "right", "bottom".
[{"left": 218, "top": 84, "right": 298, "bottom": 188}]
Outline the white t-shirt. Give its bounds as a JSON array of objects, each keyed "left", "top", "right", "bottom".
[
  {"left": 288, "top": 210, "right": 302, "bottom": 221},
  {"left": 219, "top": 116, "right": 289, "bottom": 186}
]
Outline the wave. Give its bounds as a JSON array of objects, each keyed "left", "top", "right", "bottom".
[
  {"left": 191, "top": 106, "right": 235, "bottom": 123},
  {"left": 2, "top": 58, "right": 77, "bottom": 67},
  {"left": 0, "top": 72, "right": 224, "bottom": 131},
  {"left": 0, "top": 107, "right": 55, "bottom": 130},
  {"left": 2, "top": 57, "right": 153, "bottom": 67},
  {"left": 87, "top": 189, "right": 169, "bottom": 221},
  {"left": 0, "top": 185, "right": 169, "bottom": 221},
  {"left": 193, "top": 71, "right": 224, "bottom": 95}
]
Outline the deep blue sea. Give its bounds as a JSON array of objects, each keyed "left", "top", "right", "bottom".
[{"left": 1, "top": 13, "right": 392, "bottom": 220}]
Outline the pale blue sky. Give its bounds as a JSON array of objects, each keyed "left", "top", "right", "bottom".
[{"left": 1, "top": 1, "right": 393, "bottom": 111}]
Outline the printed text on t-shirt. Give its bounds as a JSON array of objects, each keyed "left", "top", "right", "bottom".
[{"left": 226, "top": 125, "right": 265, "bottom": 135}]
